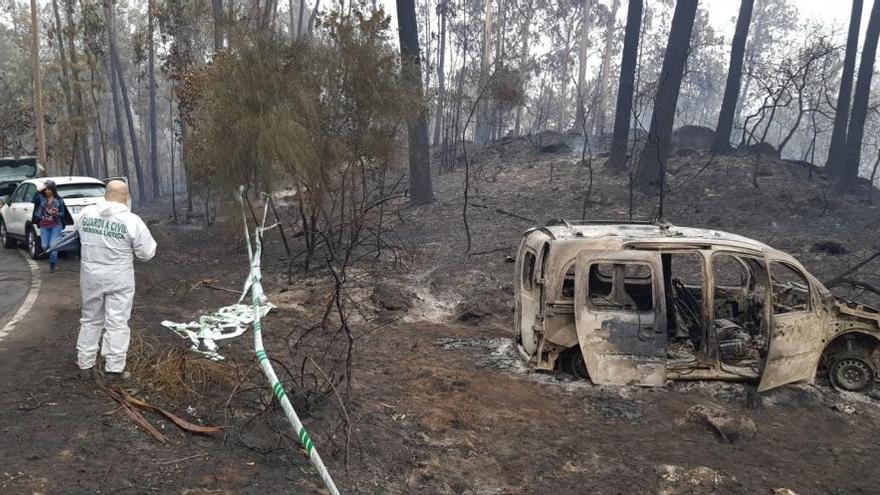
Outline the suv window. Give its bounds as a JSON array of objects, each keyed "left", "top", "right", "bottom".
[
  {"left": 770, "top": 261, "right": 810, "bottom": 314},
  {"left": 12, "top": 184, "right": 33, "bottom": 204},
  {"left": 588, "top": 262, "right": 653, "bottom": 311},
  {"left": 57, "top": 183, "right": 106, "bottom": 199}
]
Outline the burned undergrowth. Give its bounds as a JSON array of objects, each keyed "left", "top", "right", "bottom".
[{"left": 115, "top": 134, "right": 880, "bottom": 493}]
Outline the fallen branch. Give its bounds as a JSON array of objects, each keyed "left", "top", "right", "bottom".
[
  {"left": 103, "top": 387, "right": 169, "bottom": 443},
  {"left": 101, "top": 385, "right": 222, "bottom": 441}
]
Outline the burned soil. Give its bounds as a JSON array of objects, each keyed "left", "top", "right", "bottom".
[{"left": 3, "top": 138, "right": 880, "bottom": 494}]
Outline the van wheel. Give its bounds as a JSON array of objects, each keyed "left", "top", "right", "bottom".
[
  {"left": 26, "top": 227, "right": 43, "bottom": 260},
  {"left": 0, "top": 220, "right": 14, "bottom": 249},
  {"left": 829, "top": 352, "right": 876, "bottom": 393},
  {"left": 563, "top": 347, "right": 590, "bottom": 380}
]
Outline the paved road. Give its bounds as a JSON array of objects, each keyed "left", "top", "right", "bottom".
[{"left": 0, "top": 246, "right": 31, "bottom": 330}]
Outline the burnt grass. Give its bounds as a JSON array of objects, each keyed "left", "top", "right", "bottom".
[{"left": 5, "top": 136, "right": 880, "bottom": 494}]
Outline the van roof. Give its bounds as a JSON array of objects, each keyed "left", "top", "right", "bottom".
[{"left": 531, "top": 220, "right": 771, "bottom": 252}]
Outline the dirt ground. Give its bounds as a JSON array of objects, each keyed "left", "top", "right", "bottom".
[{"left": 3, "top": 138, "right": 880, "bottom": 494}]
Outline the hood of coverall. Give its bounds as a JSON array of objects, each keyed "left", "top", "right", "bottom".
[{"left": 98, "top": 201, "right": 131, "bottom": 217}]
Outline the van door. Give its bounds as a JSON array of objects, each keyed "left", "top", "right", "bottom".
[
  {"left": 757, "top": 260, "right": 824, "bottom": 392},
  {"left": 574, "top": 250, "right": 667, "bottom": 386},
  {"left": 518, "top": 242, "right": 550, "bottom": 356}
]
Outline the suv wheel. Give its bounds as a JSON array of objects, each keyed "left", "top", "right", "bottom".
[
  {"left": 0, "top": 220, "right": 14, "bottom": 249},
  {"left": 829, "top": 351, "right": 877, "bottom": 393},
  {"left": 26, "top": 227, "right": 43, "bottom": 260}
]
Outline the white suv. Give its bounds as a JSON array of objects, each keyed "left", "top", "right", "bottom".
[{"left": 0, "top": 176, "right": 107, "bottom": 259}]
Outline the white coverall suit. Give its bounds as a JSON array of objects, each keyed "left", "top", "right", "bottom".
[{"left": 75, "top": 202, "right": 156, "bottom": 372}]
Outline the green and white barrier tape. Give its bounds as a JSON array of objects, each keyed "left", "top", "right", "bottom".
[
  {"left": 161, "top": 303, "right": 274, "bottom": 361},
  {"left": 239, "top": 188, "right": 341, "bottom": 495}
]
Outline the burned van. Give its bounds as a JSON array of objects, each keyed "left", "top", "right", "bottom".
[{"left": 515, "top": 220, "right": 880, "bottom": 393}]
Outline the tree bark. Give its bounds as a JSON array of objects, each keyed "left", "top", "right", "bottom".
[
  {"left": 513, "top": 0, "right": 532, "bottom": 136},
  {"left": 289, "top": 0, "right": 296, "bottom": 37},
  {"left": 149, "top": 0, "right": 160, "bottom": 198},
  {"left": 591, "top": 0, "right": 620, "bottom": 136},
  {"left": 106, "top": 51, "right": 130, "bottom": 181},
  {"left": 29, "top": 0, "right": 48, "bottom": 172},
  {"left": 826, "top": 0, "right": 864, "bottom": 175},
  {"left": 432, "top": 0, "right": 447, "bottom": 145},
  {"left": 397, "top": 0, "right": 434, "bottom": 204},
  {"left": 608, "top": 0, "right": 642, "bottom": 169},
  {"left": 573, "top": 0, "right": 594, "bottom": 132},
  {"left": 106, "top": 0, "right": 145, "bottom": 200},
  {"left": 110, "top": 14, "right": 146, "bottom": 202},
  {"left": 843, "top": 0, "right": 880, "bottom": 183},
  {"left": 51, "top": 0, "right": 78, "bottom": 174},
  {"left": 474, "top": 0, "right": 494, "bottom": 143},
  {"left": 298, "top": 0, "right": 306, "bottom": 39},
  {"left": 635, "top": 0, "right": 698, "bottom": 189},
  {"left": 64, "top": 0, "right": 93, "bottom": 177},
  {"left": 212, "top": 0, "right": 224, "bottom": 50},
  {"left": 712, "top": 0, "right": 754, "bottom": 154}
]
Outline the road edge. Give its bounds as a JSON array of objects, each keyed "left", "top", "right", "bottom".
[{"left": 0, "top": 251, "right": 41, "bottom": 342}]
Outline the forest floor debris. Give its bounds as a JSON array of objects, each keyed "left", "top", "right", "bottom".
[{"left": 4, "top": 146, "right": 880, "bottom": 493}]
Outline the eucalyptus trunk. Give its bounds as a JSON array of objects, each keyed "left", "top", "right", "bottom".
[{"left": 826, "top": 0, "right": 864, "bottom": 175}]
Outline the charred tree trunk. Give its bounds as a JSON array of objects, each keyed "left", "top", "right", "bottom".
[
  {"left": 397, "top": 0, "right": 434, "bottom": 204},
  {"left": 826, "top": 0, "right": 864, "bottom": 175},
  {"left": 513, "top": 0, "right": 532, "bottom": 136},
  {"left": 64, "top": 0, "right": 93, "bottom": 177},
  {"left": 106, "top": 0, "right": 144, "bottom": 200},
  {"left": 592, "top": 0, "right": 620, "bottom": 136},
  {"left": 712, "top": 0, "right": 754, "bottom": 154},
  {"left": 432, "top": 0, "right": 447, "bottom": 146},
  {"left": 843, "top": 0, "right": 880, "bottom": 183},
  {"left": 107, "top": 52, "right": 130, "bottom": 181},
  {"left": 573, "top": 0, "right": 593, "bottom": 132},
  {"left": 51, "top": 0, "right": 78, "bottom": 173},
  {"left": 474, "top": 0, "right": 494, "bottom": 143},
  {"left": 149, "top": 0, "right": 160, "bottom": 198},
  {"left": 608, "top": 0, "right": 642, "bottom": 170},
  {"left": 212, "top": 0, "right": 224, "bottom": 50},
  {"left": 635, "top": 0, "right": 698, "bottom": 190},
  {"left": 289, "top": 0, "right": 297, "bottom": 37},
  {"left": 298, "top": 0, "right": 306, "bottom": 39},
  {"left": 29, "top": 0, "right": 48, "bottom": 171}
]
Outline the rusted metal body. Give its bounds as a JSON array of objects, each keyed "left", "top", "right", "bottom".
[{"left": 515, "top": 221, "right": 880, "bottom": 392}]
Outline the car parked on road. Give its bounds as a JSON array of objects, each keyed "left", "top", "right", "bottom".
[
  {"left": 0, "top": 156, "right": 39, "bottom": 207},
  {"left": 0, "top": 177, "right": 107, "bottom": 259},
  {"left": 515, "top": 220, "right": 880, "bottom": 394}
]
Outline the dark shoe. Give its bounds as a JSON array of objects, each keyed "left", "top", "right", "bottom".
[
  {"left": 104, "top": 371, "right": 131, "bottom": 382},
  {"left": 76, "top": 367, "right": 95, "bottom": 381},
  {"left": 49, "top": 263, "right": 56, "bottom": 273}
]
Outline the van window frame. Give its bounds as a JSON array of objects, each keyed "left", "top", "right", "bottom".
[{"left": 585, "top": 260, "right": 656, "bottom": 314}]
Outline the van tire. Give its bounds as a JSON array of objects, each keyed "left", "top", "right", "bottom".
[
  {"left": 563, "top": 347, "right": 590, "bottom": 380},
  {"left": 829, "top": 351, "right": 876, "bottom": 393}
]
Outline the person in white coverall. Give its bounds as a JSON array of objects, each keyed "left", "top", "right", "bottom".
[{"left": 75, "top": 180, "right": 156, "bottom": 380}]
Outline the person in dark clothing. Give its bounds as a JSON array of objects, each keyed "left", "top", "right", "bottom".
[{"left": 32, "top": 180, "right": 72, "bottom": 272}]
